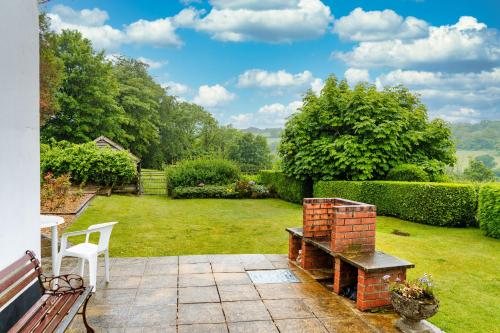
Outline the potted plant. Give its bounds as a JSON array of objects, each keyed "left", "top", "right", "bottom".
[{"left": 383, "top": 273, "right": 439, "bottom": 333}]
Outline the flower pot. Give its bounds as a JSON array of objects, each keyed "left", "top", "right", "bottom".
[{"left": 391, "top": 291, "right": 439, "bottom": 333}]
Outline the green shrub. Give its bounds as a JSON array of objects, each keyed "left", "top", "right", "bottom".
[
  {"left": 386, "top": 164, "right": 430, "bottom": 182},
  {"left": 166, "top": 158, "right": 240, "bottom": 191},
  {"left": 314, "top": 181, "right": 477, "bottom": 227},
  {"left": 478, "top": 183, "right": 500, "bottom": 238},
  {"left": 172, "top": 185, "right": 238, "bottom": 199},
  {"left": 259, "top": 170, "right": 307, "bottom": 204},
  {"left": 172, "top": 182, "right": 270, "bottom": 199},
  {"left": 41, "top": 141, "right": 137, "bottom": 186}
]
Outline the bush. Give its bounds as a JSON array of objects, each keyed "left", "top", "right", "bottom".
[
  {"left": 386, "top": 164, "right": 430, "bottom": 182},
  {"left": 478, "top": 183, "right": 500, "bottom": 238},
  {"left": 172, "top": 182, "right": 270, "bottom": 199},
  {"left": 259, "top": 170, "right": 308, "bottom": 204},
  {"left": 41, "top": 141, "right": 137, "bottom": 186},
  {"left": 314, "top": 181, "right": 477, "bottom": 227},
  {"left": 172, "top": 185, "right": 238, "bottom": 199},
  {"left": 166, "top": 158, "right": 240, "bottom": 191}
]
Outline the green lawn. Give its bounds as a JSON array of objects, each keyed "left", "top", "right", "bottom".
[{"left": 69, "top": 195, "right": 500, "bottom": 333}]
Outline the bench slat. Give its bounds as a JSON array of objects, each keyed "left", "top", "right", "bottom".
[
  {"left": 0, "top": 271, "right": 38, "bottom": 309},
  {"left": 0, "top": 263, "right": 36, "bottom": 294},
  {"left": 43, "top": 293, "right": 80, "bottom": 333},
  {"left": 6, "top": 294, "right": 50, "bottom": 333},
  {"left": 0, "top": 254, "right": 32, "bottom": 281}
]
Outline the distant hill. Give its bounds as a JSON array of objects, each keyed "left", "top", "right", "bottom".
[
  {"left": 242, "top": 127, "right": 282, "bottom": 153},
  {"left": 450, "top": 120, "right": 500, "bottom": 150},
  {"left": 244, "top": 120, "right": 500, "bottom": 155}
]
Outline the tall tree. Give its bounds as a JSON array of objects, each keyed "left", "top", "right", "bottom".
[
  {"left": 227, "top": 132, "right": 271, "bottom": 172},
  {"left": 279, "top": 76, "right": 456, "bottom": 181},
  {"left": 113, "top": 57, "right": 164, "bottom": 158},
  {"left": 41, "top": 30, "right": 125, "bottom": 143},
  {"left": 39, "top": 13, "right": 64, "bottom": 126}
]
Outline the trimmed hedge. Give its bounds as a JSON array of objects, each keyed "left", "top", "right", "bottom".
[
  {"left": 41, "top": 142, "right": 137, "bottom": 186},
  {"left": 259, "top": 170, "right": 307, "bottom": 204},
  {"left": 172, "top": 185, "right": 238, "bottom": 199},
  {"left": 478, "top": 183, "right": 500, "bottom": 238},
  {"left": 166, "top": 158, "right": 240, "bottom": 191},
  {"left": 314, "top": 181, "right": 477, "bottom": 227}
]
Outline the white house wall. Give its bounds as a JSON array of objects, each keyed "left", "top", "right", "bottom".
[{"left": 0, "top": 0, "right": 40, "bottom": 268}]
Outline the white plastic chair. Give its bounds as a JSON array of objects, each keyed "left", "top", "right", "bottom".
[{"left": 55, "top": 222, "right": 118, "bottom": 292}]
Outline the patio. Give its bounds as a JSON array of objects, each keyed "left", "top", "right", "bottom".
[{"left": 41, "top": 249, "right": 401, "bottom": 333}]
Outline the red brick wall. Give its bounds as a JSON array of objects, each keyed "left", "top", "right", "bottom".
[
  {"left": 303, "top": 198, "right": 335, "bottom": 239},
  {"left": 303, "top": 198, "right": 376, "bottom": 253},
  {"left": 333, "top": 257, "right": 358, "bottom": 294},
  {"left": 357, "top": 268, "right": 406, "bottom": 311},
  {"left": 288, "top": 234, "right": 301, "bottom": 261},
  {"left": 301, "top": 241, "right": 332, "bottom": 270},
  {"left": 330, "top": 203, "right": 376, "bottom": 253}
]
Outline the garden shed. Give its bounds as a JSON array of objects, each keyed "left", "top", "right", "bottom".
[{"left": 94, "top": 136, "right": 141, "bottom": 167}]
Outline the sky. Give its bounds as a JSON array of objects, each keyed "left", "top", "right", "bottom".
[{"left": 42, "top": 0, "right": 500, "bottom": 128}]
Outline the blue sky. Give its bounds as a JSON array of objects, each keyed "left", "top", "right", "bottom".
[{"left": 42, "top": 0, "right": 500, "bottom": 128}]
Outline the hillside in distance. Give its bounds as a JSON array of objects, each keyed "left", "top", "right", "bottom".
[{"left": 244, "top": 120, "right": 500, "bottom": 156}]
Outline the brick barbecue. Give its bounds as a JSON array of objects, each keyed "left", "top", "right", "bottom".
[{"left": 287, "top": 198, "right": 414, "bottom": 311}]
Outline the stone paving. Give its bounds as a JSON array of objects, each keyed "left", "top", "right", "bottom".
[{"left": 43, "top": 254, "right": 401, "bottom": 333}]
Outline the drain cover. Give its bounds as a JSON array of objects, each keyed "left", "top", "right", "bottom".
[{"left": 247, "top": 269, "right": 300, "bottom": 284}]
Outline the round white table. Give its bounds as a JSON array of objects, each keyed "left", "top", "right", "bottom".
[{"left": 41, "top": 215, "right": 65, "bottom": 275}]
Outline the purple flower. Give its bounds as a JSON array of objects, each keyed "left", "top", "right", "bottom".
[{"left": 383, "top": 274, "right": 391, "bottom": 281}]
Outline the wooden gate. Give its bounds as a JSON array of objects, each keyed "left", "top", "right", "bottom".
[{"left": 140, "top": 169, "right": 167, "bottom": 195}]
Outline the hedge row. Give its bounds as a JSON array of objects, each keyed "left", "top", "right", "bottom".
[
  {"left": 478, "top": 183, "right": 500, "bottom": 238},
  {"left": 258, "top": 170, "right": 308, "bottom": 204},
  {"left": 41, "top": 142, "right": 137, "bottom": 186},
  {"left": 314, "top": 181, "right": 477, "bottom": 227},
  {"left": 166, "top": 158, "right": 240, "bottom": 191},
  {"left": 172, "top": 185, "right": 238, "bottom": 199}
]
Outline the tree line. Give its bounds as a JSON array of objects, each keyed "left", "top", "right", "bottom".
[{"left": 39, "top": 13, "right": 270, "bottom": 171}]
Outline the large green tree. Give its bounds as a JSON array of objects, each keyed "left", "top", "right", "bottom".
[
  {"left": 113, "top": 57, "right": 164, "bottom": 158},
  {"left": 464, "top": 160, "right": 496, "bottom": 182},
  {"left": 41, "top": 30, "right": 125, "bottom": 143},
  {"left": 227, "top": 132, "right": 271, "bottom": 172},
  {"left": 39, "top": 13, "right": 64, "bottom": 126},
  {"left": 279, "top": 76, "right": 456, "bottom": 181}
]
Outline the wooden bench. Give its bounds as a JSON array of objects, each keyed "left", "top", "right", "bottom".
[
  {"left": 0, "top": 250, "right": 94, "bottom": 333},
  {"left": 287, "top": 227, "right": 414, "bottom": 310}
]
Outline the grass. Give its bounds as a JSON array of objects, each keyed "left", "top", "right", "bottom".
[
  {"left": 68, "top": 195, "right": 302, "bottom": 256},
  {"left": 69, "top": 195, "right": 500, "bottom": 333}
]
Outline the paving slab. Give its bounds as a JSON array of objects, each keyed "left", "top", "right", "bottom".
[{"left": 40, "top": 255, "right": 406, "bottom": 333}]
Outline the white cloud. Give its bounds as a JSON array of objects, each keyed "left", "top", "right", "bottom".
[
  {"left": 48, "top": 6, "right": 125, "bottom": 50},
  {"left": 310, "top": 78, "right": 325, "bottom": 95},
  {"left": 334, "top": 16, "right": 500, "bottom": 71},
  {"left": 137, "top": 57, "right": 167, "bottom": 69},
  {"left": 191, "top": 0, "right": 333, "bottom": 43},
  {"left": 193, "top": 84, "right": 236, "bottom": 107},
  {"left": 344, "top": 68, "right": 370, "bottom": 86},
  {"left": 238, "top": 69, "right": 314, "bottom": 88},
  {"left": 48, "top": 5, "right": 187, "bottom": 50},
  {"left": 51, "top": 5, "right": 109, "bottom": 27},
  {"left": 375, "top": 68, "right": 500, "bottom": 122},
  {"left": 230, "top": 100, "right": 302, "bottom": 128},
  {"left": 210, "top": 0, "right": 300, "bottom": 10},
  {"left": 161, "top": 81, "right": 190, "bottom": 96},
  {"left": 333, "top": 8, "right": 429, "bottom": 42},
  {"left": 237, "top": 69, "right": 323, "bottom": 95},
  {"left": 125, "top": 18, "right": 183, "bottom": 47}
]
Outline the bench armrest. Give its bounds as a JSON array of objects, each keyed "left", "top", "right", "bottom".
[{"left": 40, "top": 274, "right": 87, "bottom": 295}]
